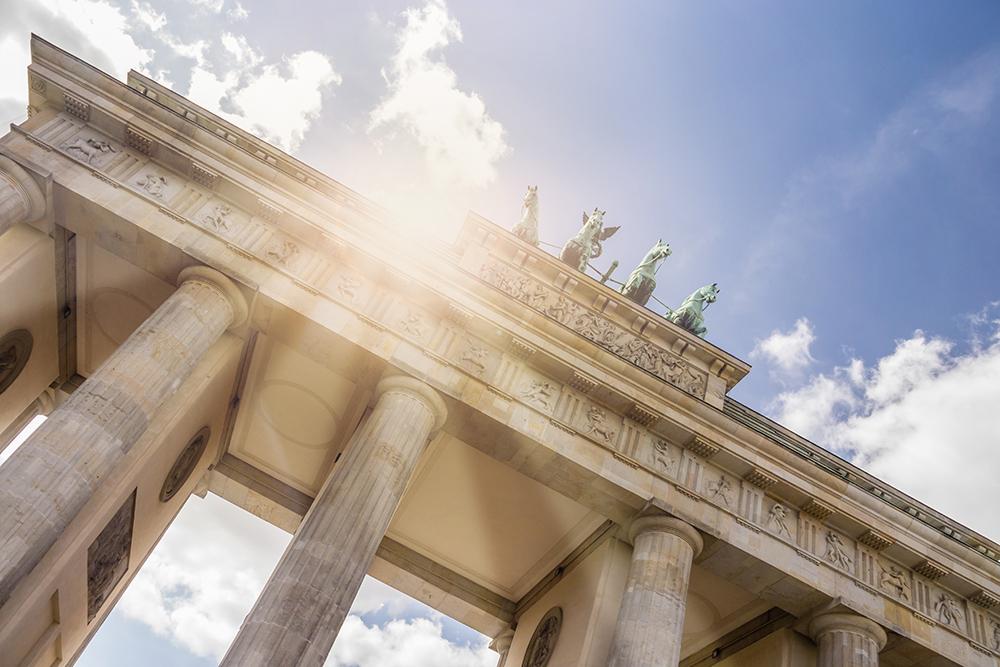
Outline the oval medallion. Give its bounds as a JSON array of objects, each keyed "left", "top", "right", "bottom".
[
  {"left": 0, "top": 329, "right": 33, "bottom": 395},
  {"left": 522, "top": 607, "right": 562, "bottom": 667},
  {"left": 160, "top": 426, "right": 210, "bottom": 502}
]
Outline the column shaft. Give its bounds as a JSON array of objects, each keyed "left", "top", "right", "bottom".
[
  {"left": 809, "top": 613, "right": 887, "bottom": 667},
  {"left": 220, "top": 376, "right": 447, "bottom": 667},
  {"left": 608, "top": 515, "right": 703, "bottom": 667},
  {"left": 0, "top": 156, "right": 45, "bottom": 235},
  {"left": 0, "top": 267, "right": 244, "bottom": 606}
]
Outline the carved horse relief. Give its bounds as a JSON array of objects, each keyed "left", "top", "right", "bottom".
[
  {"left": 559, "top": 208, "right": 619, "bottom": 273},
  {"left": 667, "top": 283, "right": 719, "bottom": 338},
  {"left": 512, "top": 185, "right": 540, "bottom": 246},
  {"left": 621, "top": 239, "right": 671, "bottom": 306}
]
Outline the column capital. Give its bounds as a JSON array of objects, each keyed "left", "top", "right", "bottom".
[
  {"left": 808, "top": 612, "right": 887, "bottom": 651},
  {"left": 0, "top": 155, "right": 45, "bottom": 223},
  {"left": 375, "top": 375, "right": 448, "bottom": 432},
  {"left": 628, "top": 513, "right": 703, "bottom": 557},
  {"left": 489, "top": 627, "right": 515, "bottom": 653},
  {"left": 177, "top": 265, "right": 248, "bottom": 328}
]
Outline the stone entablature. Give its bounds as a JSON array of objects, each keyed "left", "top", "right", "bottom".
[{"left": 11, "top": 36, "right": 1000, "bottom": 665}]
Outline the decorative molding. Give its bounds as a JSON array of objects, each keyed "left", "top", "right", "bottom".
[
  {"left": 968, "top": 641, "right": 993, "bottom": 657},
  {"left": 857, "top": 529, "right": 895, "bottom": 551},
  {"left": 257, "top": 198, "right": 284, "bottom": 222},
  {"left": 912, "top": 611, "right": 937, "bottom": 627},
  {"left": 612, "top": 452, "right": 640, "bottom": 470},
  {"left": 508, "top": 338, "right": 536, "bottom": 359},
  {"left": 191, "top": 163, "right": 219, "bottom": 189},
  {"left": 445, "top": 303, "right": 474, "bottom": 324},
  {"left": 568, "top": 371, "right": 598, "bottom": 394},
  {"left": 478, "top": 259, "right": 707, "bottom": 398},
  {"left": 685, "top": 435, "right": 720, "bottom": 459},
  {"left": 676, "top": 486, "right": 702, "bottom": 502},
  {"left": 795, "top": 549, "right": 821, "bottom": 565},
  {"left": 801, "top": 498, "right": 835, "bottom": 521},
  {"left": 63, "top": 93, "right": 90, "bottom": 121},
  {"left": 124, "top": 126, "right": 154, "bottom": 155},
  {"left": 854, "top": 580, "right": 878, "bottom": 596},
  {"left": 736, "top": 517, "right": 761, "bottom": 533},
  {"left": 970, "top": 589, "right": 1000, "bottom": 609},
  {"left": 913, "top": 559, "right": 948, "bottom": 581},
  {"left": 743, "top": 468, "right": 778, "bottom": 490},
  {"left": 626, "top": 403, "right": 659, "bottom": 426}
]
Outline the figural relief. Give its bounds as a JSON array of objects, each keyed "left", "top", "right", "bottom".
[
  {"left": 707, "top": 475, "right": 733, "bottom": 506},
  {"left": 337, "top": 274, "right": 362, "bottom": 303},
  {"left": 136, "top": 172, "right": 168, "bottom": 199},
  {"left": 824, "top": 531, "right": 853, "bottom": 571},
  {"left": 935, "top": 594, "right": 964, "bottom": 629},
  {"left": 991, "top": 620, "right": 1000, "bottom": 651},
  {"left": 202, "top": 203, "right": 233, "bottom": 234},
  {"left": 265, "top": 238, "right": 299, "bottom": 267},
  {"left": 460, "top": 342, "right": 489, "bottom": 375},
  {"left": 585, "top": 406, "right": 616, "bottom": 444},
  {"left": 519, "top": 379, "right": 556, "bottom": 410},
  {"left": 478, "top": 260, "right": 707, "bottom": 398},
  {"left": 64, "top": 136, "right": 117, "bottom": 165},
  {"left": 878, "top": 563, "right": 911, "bottom": 601},
  {"left": 399, "top": 311, "right": 426, "bottom": 339},
  {"left": 650, "top": 439, "right": 675, "bottom": 473},
  {"left": 767, "top": 503, "right": 792, "bottom": 538}
]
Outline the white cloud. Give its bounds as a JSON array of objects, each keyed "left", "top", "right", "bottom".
[
  {"left": 752, "top": 317, "right": 816, "bottom": 375},
  {"left": 220, "top": 32, "right": 262, "bottom": 68},
  {"left": 0, "top": 0, "right": 153, "bottom": 120},
  {"left": 369, "top": 0, "right": 509, "bottom": 189},
  {"left": 227, "top": 0, "right": 249, "bottom": 21},
  {"left": 130, "top": 0, "right": 166, "bottom": 32},
  {"left": 769, "top": 309, "right": 1000, "bottom": 541},
  {"left": 116, "top": 493, "right": 494, "bottom": 663},
  {"left": 327, "top": 616, "right": 495, "bottom": 667},
  {"left": 187, "top": 0, "right": 225, "bottom": 13},
  {"left": 187, "top": 50, "right": 340, "bottom": 152}
]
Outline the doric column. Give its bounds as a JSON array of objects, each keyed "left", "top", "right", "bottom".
[
  {"left": 808, "top": 613, "right": 887, "bottom": 667},
  {"left": 0, "top": 156, "right": 45, "bottom": 235},
  {"left": 0, "top": 266, "right": 246, "bottom": 607},
  {"left": 489, "top": 628, "right": 515, "bottom": 667},
  {"left": 220, "top": 375, "right": 447, "bottom": 667},
  {"left": 608, "top": 513, "right": 703, "bottom": 667}
]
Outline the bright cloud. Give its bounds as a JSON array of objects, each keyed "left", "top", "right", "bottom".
[
  {"left": 369, "top": 0, "right": 509, "bottom": 189},
  {"left": 752, "top": 317, "right": 816, "bottom": 375},
  {"left": 770, "top": 308, "right": 1000, "bottom": 541},
  {"left": 327, "top": 616, "right": 495, "bottom": 667},
  {"left": 0, "top": 0, "right": 152, "bottom": 121},
  {"left": 228, "top": 1, "right": 249, "bottom": 21}
]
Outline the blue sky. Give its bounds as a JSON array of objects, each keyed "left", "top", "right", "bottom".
[{"left": 2, "top": 1, "right": 1000, "bottom": 665}]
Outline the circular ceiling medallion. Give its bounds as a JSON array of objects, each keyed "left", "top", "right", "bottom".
[
  {"left": 0, "top": 329, "right": 33, "bottom": 395},
  {"left": 160, "top": 426, "right": 210, "bottom": 502},
  {"left": 522, "top": 607, "right": 562, "bottom": 667}
]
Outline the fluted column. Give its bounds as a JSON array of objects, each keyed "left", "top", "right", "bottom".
[
  {"left": 0, "top": 266, "right": 246, "bottom": 606},
  {"left": 0, "top": 388, "right": 58, "bottom": 457},
  {"left": 608, "top": 514, "right": 704, "bottom": 667},
  {"left": 221, "top": 375, "right": 448, "bottom": 667},
  {"left": 489, "top": 628, "right": 515, "bottom": 667},
  {"left": 0, "top": 156, "right": 45, "bottom": 236},
  {"left": 809, "top": 613, "right": 887, "bottom": 667}
]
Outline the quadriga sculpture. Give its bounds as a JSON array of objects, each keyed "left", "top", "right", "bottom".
[
  {"left": 512, "top": 185, "right": 539, "bottom": 246},
  {"left": 621, "top": 239, "right": 671, "bottom": 306},
  {"left": 667, "top": 283, "right": 719, "bottom": 338},
  {"left": 559, "top": 208, "right": 619, "bottom": 273}
]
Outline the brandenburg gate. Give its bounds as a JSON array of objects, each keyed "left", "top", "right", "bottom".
[{"left": 0, "top": 35, "right": 998, "bottom": 667}]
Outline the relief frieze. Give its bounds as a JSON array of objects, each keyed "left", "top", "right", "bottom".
[{"left": 478, "top": 259, "right": 707, "bottom": 398}]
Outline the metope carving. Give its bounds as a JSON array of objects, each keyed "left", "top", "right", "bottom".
[
  {"left": 478, "top": 259, "right": 707, "bottom": 397},
  {"left": 136, "top": 172, "right": 168, "bottom": 199},
  {"left": 824, "top": 531, "right": 853, "bottom": 570},
  {"left": 935, "top": 594, "right": 964, "bottom": 629},
  {"left": 519, "top": 379, "right": 556, "bottom": 410},
  {"left": 202, "top": 203, "right": 233, "bottom": 234},
  {"left": 160, "top": 427, "right": 210, "bottom": 502},
  {"left": 63, "top": 136, "right": 117, "bottom": 165},
  {"left": 265, "top": 237, "right": 299, "bottom": 266},
  {"left": 585, "top": 406, "right": 616, "bottom": 444},
  {"left": 650, "top": 439, "right": 675, "bottom": 473},
  {"left": 336, "top": 274, "right": 362, "bottom": 303},
  {"left": 879, "top": 563, "right": 911, "bottom": 601},
  {"left": 459, "top": 341, "right": 489, "bottom": 376},
  {"left": 399, "top": 311, "right": 426, "bottom": 339},
  {"left": 767, "top": 503, "right": 792, "bottom": 538},
  {"left": 707, "top": 475, "right": 734, "bottom": 506},
  {"left": 0, "top": 329, "right": 33, "bottom": 395}
]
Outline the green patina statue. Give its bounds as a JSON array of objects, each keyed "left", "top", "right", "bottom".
[
  {"left": 668, "top": 283, "right": 719, "bottom": 338},
  {"left": 559, "top": 209, "right": 620, "bottom": 273},
  {"left": 621, "top": 239, "right": 671, "bottom": 306}
]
